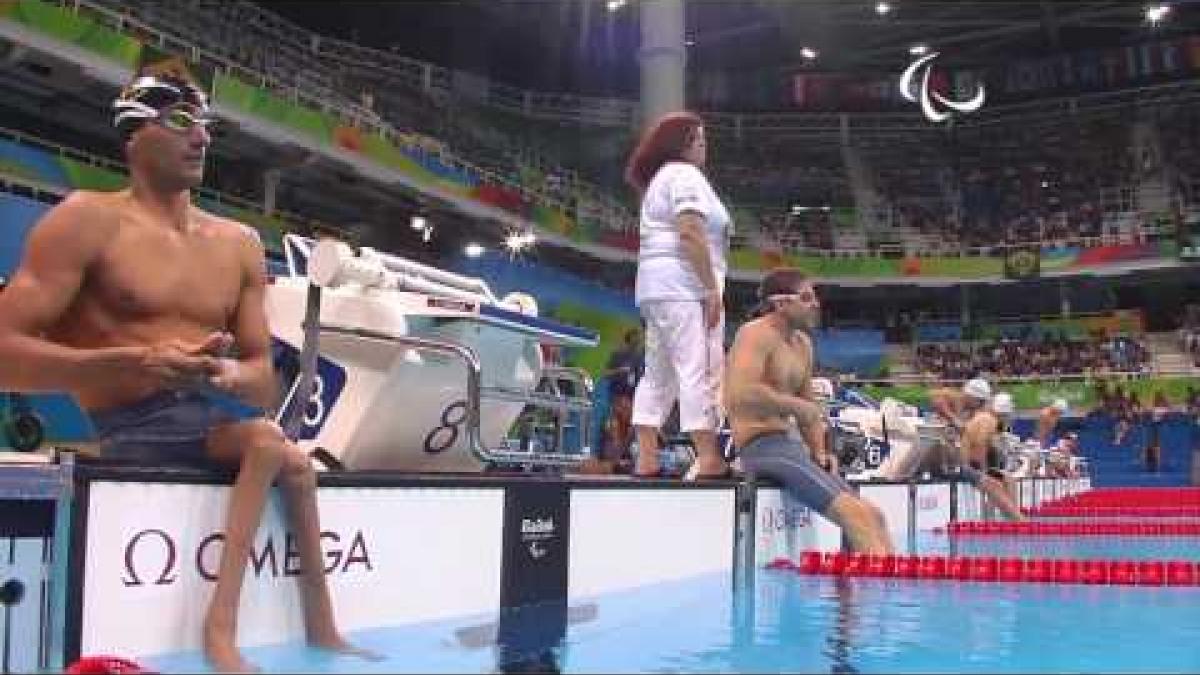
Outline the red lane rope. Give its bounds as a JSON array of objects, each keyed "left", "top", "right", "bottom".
[
  {"left": 1035, "top": 488, "right": 1200, "bottom": 509},
  {"left": 1024, "top": 506, "right": 1200, "bottom": 518},
  {"left": 771, "top": 552, "right": 1200, "bottom": 586},
  {"left": 65, "top": 656, "right": 154, "bottom": 674},
  {"left": 939, "top": 520, "right": 1200, "bottom": 536}
]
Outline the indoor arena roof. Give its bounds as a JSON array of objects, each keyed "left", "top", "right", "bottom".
[{"left": 261, "top": 1, "right": 1200, "bottom": 96}]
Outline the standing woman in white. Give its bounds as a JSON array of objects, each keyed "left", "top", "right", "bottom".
[{"left": 624, "top": 111, "right": 732, "bottom": 479}]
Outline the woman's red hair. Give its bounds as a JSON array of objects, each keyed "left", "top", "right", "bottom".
[{"left": 624, "top": 111, "right": 703, "bottom": 194}]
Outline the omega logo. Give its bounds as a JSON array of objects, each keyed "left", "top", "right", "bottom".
[{"left": 122, "top": 528, "right": 373, "bottom": 586}]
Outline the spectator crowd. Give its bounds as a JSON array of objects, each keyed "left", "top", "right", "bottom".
[{"left": 916, "top": 335, "right": 1150, "bottom": 380}]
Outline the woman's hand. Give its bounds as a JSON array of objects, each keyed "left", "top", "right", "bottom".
[{"left": 704, "top": 288, "right": 723, "bottom": 329}]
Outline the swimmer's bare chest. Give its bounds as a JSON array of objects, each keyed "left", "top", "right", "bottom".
[
  {"left": 732, "top": 331, "right": 812, "bottom": 445},
  {"left": 52, "top": 212, "right": 245, "bottom": 407},
  {"left": 770, "top": 334, "right": 811, "bottom": 397}
]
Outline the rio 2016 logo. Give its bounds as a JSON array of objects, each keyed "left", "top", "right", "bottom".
[{"left": 899, "top": 52, "right": 985, "bottom": 123}]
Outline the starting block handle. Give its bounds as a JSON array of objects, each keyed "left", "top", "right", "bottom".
[{"left": 318, "top": 325, "right": 588, "bottom": 468}]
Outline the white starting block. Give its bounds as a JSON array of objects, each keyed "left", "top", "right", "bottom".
[
  {"left": 266, "top": 235, "right": 598, "bottom": 472},
  {"left": 1007, "top": 439, "right": 1088, "bottom": 479},
  {"left": 820, "top": 381, "right": 950, "bottom": 480}
]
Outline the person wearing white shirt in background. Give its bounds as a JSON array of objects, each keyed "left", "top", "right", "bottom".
[{"left": 623, "top": 111, "right": 731, "bottom": 479}]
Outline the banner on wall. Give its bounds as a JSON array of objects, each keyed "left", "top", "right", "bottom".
[
  {"left": 78, "top": 481, "right": 505, "bottom": 659},
  {"left": 1004, "top": 245, "right": 1041, "bottom": 279},
  {"left": 787, "top": 34, "right": 1200, "bottom": 111}
]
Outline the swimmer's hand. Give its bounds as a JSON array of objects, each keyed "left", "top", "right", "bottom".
[
  {"left": 139, "top": 331, "right": 234, "bottom": 388},
  {"left": 207, "top": 355, "right": 242, "bottom": 393},
  {"left": 816, "top": 452, "right": 838, "bottom": 475}
]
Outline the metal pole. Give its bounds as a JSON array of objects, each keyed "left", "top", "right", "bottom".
[
  {"left": 43, "top": 454, "right": 74, "bottom": 673},
  {"left": 948, "top": 481, "right": 960, "bottom": 558},
  {"left": 949, "top": 480, "right": 959, "bottom": 523},
  {"left": 907, "top": 482, "right": 918, "bottom": 555},
  {"left": 733, "top": 478, "right": 757, "bottom": 594}
]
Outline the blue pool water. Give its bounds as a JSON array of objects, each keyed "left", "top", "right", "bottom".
[
  {"left": 919, "top": 532, "right": 1200, "bottom": 561},
  {"left": 145, "top": 557, "right": 1200, "bottom": 674}
]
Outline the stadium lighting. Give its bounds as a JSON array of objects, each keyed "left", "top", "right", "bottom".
[
  {"left": 504, "top": 230, "right": 537, "bottom": 254},
  {"left": 801, "top": 47, "right": 818, "bottom": 60},
  {"left": 464, "top": 243, "right": 485, "bottom": 257},
  {"left": 909, "top": 43, "right": 929, "bottom": 56},
  {"left": 875, "top": 2, "right": 892, "bottom": 16},
  {"left": 1145, "top": 4, "right": 1170, "bottom": 26},
  {"left": 606, "top": 0, "right": 626, "bottom": 12}
]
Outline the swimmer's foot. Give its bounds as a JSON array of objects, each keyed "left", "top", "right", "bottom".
[
  {"left": 633, "top": 460, "right": 661, "bottom": 478},
  {"left": 203, "top": 626, "right": 259, "bottom": 674},
  {"left": 309, "top": 635, "right": 384, "bottom": 661},
  {"left": 687, "top": 458, "right": 733, "bottom": 481}
]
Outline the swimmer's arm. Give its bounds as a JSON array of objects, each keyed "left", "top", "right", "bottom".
[
  {"left": 213, "top": 229, "right": 277, "bottom": 410},
  {"left": 1034, "top": 416, "right": 1049, "bottom": 446},
  {"left": 0, "top": 195, "right": 143, "bottom": 391},
  {"left": 1035, "top": 409, "right": 1056, "bottom": 445},
  {"left": 929, "top": 387, "right": 962, "bottom": 428},
  {"left": 788, "top": 334, "right": 832, "bottom": 465},
  {"left": 795, "top": 401, "right": 832, "bottom": 468},
  {"left": 961, "top": 415, "right": 997, "bottom": 466}
]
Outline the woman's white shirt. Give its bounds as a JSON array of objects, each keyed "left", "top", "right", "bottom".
[{"left": 635, "top": 161, "right": 731, "bottom": 305}]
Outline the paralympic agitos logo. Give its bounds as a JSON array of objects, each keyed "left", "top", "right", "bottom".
[
  {"left": 122, "top": 528, "right": 373, "bottom": 586},
  {"left": 899, "top": 52, "right": 985, "bottom": 123}
]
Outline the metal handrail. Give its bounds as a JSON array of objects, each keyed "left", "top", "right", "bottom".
[
  {"left": 540, "top": 366, "right": 595, "bottom": 400},
  {"left": 317, "top": 325, "right": 587, "bottom": 467},
  {"left": 536, "top": 365, "right": 596, "bottom": 455}
]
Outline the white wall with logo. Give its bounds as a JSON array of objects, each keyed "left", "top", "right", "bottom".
[
  {"left": 753, "top": 487, "right": 841, "bottom": 564},
  {"left": 914, "top": 483, "right": 952, "bottom": 532},
  {"left": 28, "top": 474, "right": 1093, "bottom": 665},
  {"left": 858, "top": 484, "right": 912, "bottom": 551},
  {"left": 81, "top": 482, "right": 505, "bottom": 658},
  {"left": 756, "top": 478, "right": 1085, "bottom": 560}
]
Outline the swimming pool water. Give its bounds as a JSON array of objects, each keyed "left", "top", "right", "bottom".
[
  {"left": 145, "top": 560, "right": 1200, "bottom": 674},
  {"left": 917, "top": 531, "right": 1200, "bottom": 561},
  {"left": 138, "top": 503, "right": 1200, "bottom": 675}
]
